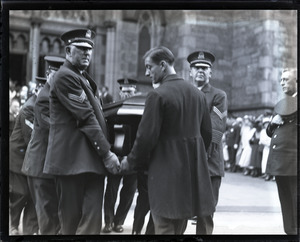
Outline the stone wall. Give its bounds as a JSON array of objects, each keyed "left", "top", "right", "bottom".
[
  {"left": 230, "top": 10, "right": 297, "bottom": 116},
  {"left": 8, "top": 10, "right": 297, "bottom": 116}
]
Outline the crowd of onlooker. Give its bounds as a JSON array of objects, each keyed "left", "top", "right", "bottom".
[
  {"left": 9, "top": 79, "right": 45, "bottom": 137},
  {"left": 223, "top": 113, "right": 274, "bottom": 181}
]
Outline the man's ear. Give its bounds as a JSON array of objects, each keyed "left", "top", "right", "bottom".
[
  {"left": 65, "top": 46, "right": 71, "bottom": 55},
  {"left": 160, "top": 61, "right": 166, "bottom": 71},
  {"left": 209, "top": 68, "right": 212, "bottom": 79}
]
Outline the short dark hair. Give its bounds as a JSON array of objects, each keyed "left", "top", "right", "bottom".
[{"left": 143, "top": 46, "right": 175, "bottom": 65}]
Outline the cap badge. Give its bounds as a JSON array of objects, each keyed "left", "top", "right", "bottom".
[
  {"left": 198, "top": 52, "right": 205, "bottom": 60},
  {"left": 85, "top": 30, "right": 92, "bottom": 38},
  {"left": 124, "top": 78, "right": 129, "bottom": 84}
]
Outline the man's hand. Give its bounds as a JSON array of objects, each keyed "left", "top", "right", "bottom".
[
  {"left": 103, "top": 151, "right": 120, "bottom": 174},
  {"left": 271, "top": 114, "right": 283, "bottom": 125},
  {"left": 120, "top": 157, "right": 130, "bottom": 171},
  {"left": 119, "top": 156, "right": 136, "bottom": 175}
]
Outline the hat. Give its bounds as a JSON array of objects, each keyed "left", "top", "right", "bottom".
[
  {"left": 187, "top": 50, "right": 215, "bottom": 67},
  {"left": 117, "top": 78, "right": 137, "bottom": 90},
  {"left": 44, "top": 56, "right": 65, "bottom": 71},
  {"left": 61, "top": 29, "right": 95, "bottom": 48},
  {"left": 35, "top": 76, "right": 47, "bottom": 85},
  {"left": 274, "top": 96, "right": 297, "bottom": 116}
]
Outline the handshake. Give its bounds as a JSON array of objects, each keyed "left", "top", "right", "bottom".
[{"left": 102, "top": 150, "right": 132, "bottom": 175}]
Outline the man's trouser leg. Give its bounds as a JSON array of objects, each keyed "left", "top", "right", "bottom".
[
  {"left": 27, "top": 176, "right": 60, "bottom": 235},
  {"left": 275, "top": 176, "right": 297, "bottom": 235},
  {"left": 196, "top": 176, "right": 221, "bottom": 234},
  {"left": 152, "top": 213, "right": 187, "bottom": 234},
  {"left": 103, "top": 175, "right": 122, "bottom": 225},
  {"left": 114, "top": 173, "right": 137, "bottom": 226}
]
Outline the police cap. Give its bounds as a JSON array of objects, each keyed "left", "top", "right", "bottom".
[
  {"left": 117, "top": 78, "right": 137, "bottom": 90},
  {"left": 187, "top": 50, "right": 215, "bottom": 67},
  {"left": 44, "top": 56, "right": 65, "bottom": 71},
  {"left": 61, "top": 28, "right": 95, "bottom": 48},
  {"left": 35, "top": 76, "right": 47, "bottom": 84}
]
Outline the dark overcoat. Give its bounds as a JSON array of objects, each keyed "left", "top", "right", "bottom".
[
  {"left": 266, "top": 113, "right": 297, "bottom": 176},
  {"left": 226, "top": 123, "right": 241, "bottom": 147},
  {"left": 127, "top": 74, "right": 215, "bottom": 219},
  {"left": 201, "top": 83, "right": 227, "bottom": 177},
  {"left": 43, "top": 60, "right": 111, "bottom": 175},
  {"left": 10, "top": 95, "right": 36, "bottom": 174},
  {"left": 22, "top": 83, "right": 53, "bottom": 178}
]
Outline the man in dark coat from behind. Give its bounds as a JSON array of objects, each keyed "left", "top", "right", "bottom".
[{"left": 121, "top": 46, "right": 214, "bottom": 234}]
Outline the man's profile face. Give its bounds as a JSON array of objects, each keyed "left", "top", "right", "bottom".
[
  {"left": 69, "top": 45, "right": 93, "bottom": 70},
  {"left": 280, "top": 70, "right": 297, "bottom": 96},
  {"left": 144, "top": 56, "right": 164, "bottom": 84},
  {"left": 190, "top": 65, "right": 211, "bottom": 87},
  {"left": 10, "top": 100, "right": 20, "bottom": 115}
]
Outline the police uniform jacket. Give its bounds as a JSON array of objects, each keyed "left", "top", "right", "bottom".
[
  {"left": 9, "top": 95, "right": 36, "bottom": 174},
  {"left": 43, "top": 60, "right": 111, "bottom": 175},
  {"left": 266, "top": 113, "right": 297, "bottom": 176},
  {"left": 22, "top": 83, "right": 53, "bottom": 178},
  {"left": 127, "top": 74, "right": 215, "bottom": 219},
  {"left": 201, "top": 83, "right": 227, "bottom": 177}
]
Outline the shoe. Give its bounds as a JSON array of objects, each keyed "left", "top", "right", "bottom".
[
  {"left": 10, "top": 228, "right": 19, "bottom": 235},
  {"left": 113, "top": 225, "right": 124, "bottom": 233},
  {"left": 261, "top": 173, "right": 267, "bottom": 179},
  {"left": 251, "top": 169, "right": 259, "bottom": 177},
  {"left": 103, "top": 223, "right": 113, "bottom": 233},
  {"left": 243, "top": 169, "right": 250, "bottom": 176},
  {"left": 265, "top": 175, "right": 271, "bottom": 181}
]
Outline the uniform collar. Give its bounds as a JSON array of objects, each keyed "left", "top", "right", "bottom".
[{"left": 199, "top": 82, "right": 211, "bottom": 92}]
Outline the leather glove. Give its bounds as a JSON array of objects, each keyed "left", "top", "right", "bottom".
[{"left": 103, "top": 150, "right": 120, "bottom": 175}]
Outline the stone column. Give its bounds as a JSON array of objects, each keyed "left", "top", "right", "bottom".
[
  {"left": 29, "top": 17, "right": 41, "bottom": 83},
  {"left": 104, "top": 20, "right": 117, "bottom": 98}
]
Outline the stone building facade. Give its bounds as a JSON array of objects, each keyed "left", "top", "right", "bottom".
[{"left": 9, "top": 10, "right": 297, "bottom": 117}]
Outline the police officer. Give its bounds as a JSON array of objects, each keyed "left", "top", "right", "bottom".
[
  {"left": 43, "top": 29, "right": 120, "bottom": 235},
  {"left": 22, "top": 56, "right": 64, "bottom": 235},
  {"left": 187, "top": 50, "right": 228, "bottom": 234},
  {"left": 103, "top": 78, "right": 138, "bottom": 233},
  {"left": 9, "top": 76, "right": 46, "bottom": 235},
  {"left": 266, "top": 68, "right": 297, "bottom": 235}
]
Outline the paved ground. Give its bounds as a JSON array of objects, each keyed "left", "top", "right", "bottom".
[
  {"left": 13, "top": 171, "right": 288, "bottom": 238},
  {"left": 105, "top": 171, "right": 285, "bottom": 235}
]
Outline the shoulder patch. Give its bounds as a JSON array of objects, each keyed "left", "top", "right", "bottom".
[
  {"left": 68, "top": 90, "right": 87, "bottom": 103},
  {"left": 25, "top": 119, "right": 34, "bottom": 129},
  {"left": 213, "top": 106, "right": 227, "bottom": 120}
]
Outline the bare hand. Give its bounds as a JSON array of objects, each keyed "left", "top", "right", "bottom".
[{"left": 271, "top": 114, "right": 283, "bottom": 125}]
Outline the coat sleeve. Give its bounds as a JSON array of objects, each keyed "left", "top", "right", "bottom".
[
  {"left": 53, "top": 71, "right": 110, "bottom": 156},
  {"left": 35, "top": 96, "right": 50, "bottom": 129},
  {"left": 201, "top": 97, "right": 212, "bottom": 151},
  {"left": 19, "top": 104, "right": 35, "bottom": 145},
  {"left": 127, "top": 91, "right": 163, "bottom": 167},
  {"left": 210, "top": 90, "right": 228, "bottom": 145}
]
